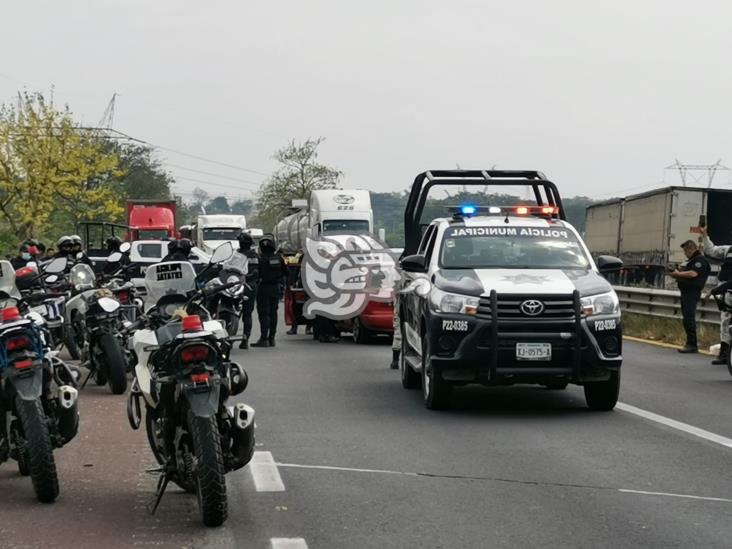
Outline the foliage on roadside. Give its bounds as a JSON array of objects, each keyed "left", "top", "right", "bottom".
[
  {"left": 0, "top": 91, "right": 123, "bottom": 247},
  {"left": 622, "top": 312, "right": 717, "bottom": 351}
]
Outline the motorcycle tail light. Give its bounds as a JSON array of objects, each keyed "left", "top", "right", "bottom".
[
  {"left": 6, "top": 335, "right": 31, "bottom": 352},
  {"left": 2, "top": 307, "right": 21, "bottom": 322},
  {"left": 117, "top": 291, "right": 130, "bottom": 305},
  {"left": 191, "top": 372, "right": 210, "bottom": 383},
  {"left": 180, "top": 345, "right": 210, "bottom": 364},
  {"left": 14, "top": 359, "right": 33, "bottom": 370},
  {"left": 182, "top": 315, "right": 203, "bottom": 333}
]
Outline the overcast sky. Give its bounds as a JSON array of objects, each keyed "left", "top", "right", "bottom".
[{"left": 2, "top": 0, "right": 732, "bottom": 201}]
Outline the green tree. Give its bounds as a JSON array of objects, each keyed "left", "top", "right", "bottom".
[
  {"left": 108, "top": 143, "right": 174, "bottom": 201},
  {"left": 207, "top": 196, "right": 230, "bottom": 214},
  {"left": 255, "top": 137, "right": 343, "bottom": 230}
]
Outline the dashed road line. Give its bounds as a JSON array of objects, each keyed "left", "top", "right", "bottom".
[
  {"left": 618, "top": 489, "right": 732, "bottom": 503},
  {"left": 271, "top": 538, "right": 309, "bottom": 549},
  {"left": 617, "top": 402, "right": 732, "bottom": 450},
  {"left": 249, "top": 451, "right": 286, "bottom": 492}
]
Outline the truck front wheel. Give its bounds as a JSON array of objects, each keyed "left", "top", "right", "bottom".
[
  {"left": 422, "top": 337, "right": 451, "bottom": 410},
  {"left": 584, "top": 371, "right": 620, "bottom": 411}
]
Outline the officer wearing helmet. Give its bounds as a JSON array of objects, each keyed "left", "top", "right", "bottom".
[
  {"left": 56, "top": 236, "right": 75, "bottom": 258},
  {"left": 701, "top": 227, "right": 732, "bottom": 363},
  {"left": 162, "top": 238, "right": 194, "bottom": 262},
  {"left": 104, "top": 236, "right": 131, "bottom": 275},
  {"left": 67, "top": 234, "right": 93, "bottom": 267},
  {"left": 237, "top": 231, "right": 259, "bottom": 349},
  {"left": 251, "top": 233, "right": 287, "bottom": 348}
]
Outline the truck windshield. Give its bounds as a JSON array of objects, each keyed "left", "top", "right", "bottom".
[
  {"left": 440, "top": 226, "right": 590, "bottom": 269},
  {"left": 137, "top": 230, "right": 168, "bottom": 240},
  {"left": 322, "top": 220, "right": 370, "bottom": 234},
  {"left": 203, "top": 228, "right": 242, "bottom": 240}
]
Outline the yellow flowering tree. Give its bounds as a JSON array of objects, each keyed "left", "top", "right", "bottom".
[{"left": 0, "top": 91, "right": 123, "bottom": 242}]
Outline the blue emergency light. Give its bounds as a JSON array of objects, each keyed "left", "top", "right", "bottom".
[{"left": 460, "top": 205, "right": 476, "bottom": 216}]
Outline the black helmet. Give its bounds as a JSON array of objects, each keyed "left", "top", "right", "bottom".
[
  {"left": 237, "top": 232, "right": 253, "bottom": 249},
  {"left": 259, "top": 233, "right": 276, "bottom": 251},
  {"left": 106, "top": 237, "right": 122, "bottom": 253},
  {"left": 167, "top": 240, "right": 179, "bottom": 254},
  {"left": 178, "top": 238, "right": 193, "bottom": 255}
]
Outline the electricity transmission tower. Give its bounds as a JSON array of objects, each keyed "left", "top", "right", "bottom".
[{"left": 665, "top": 159, "right": 730, "bottom": 188}]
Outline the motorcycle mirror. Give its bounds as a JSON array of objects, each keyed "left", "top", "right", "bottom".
[
  {"left": 44, "top": 256, "right": 68, "bottom": 274},
  {"left": 119, "top": 242, "right": 132, "bottom": 253},
  {"left": 210, "top": 242, "right": 233, "bottom": 264},
  {"left": 107, "top": 252, "right": 122, "bottom": 263},
  {"left": 76, "top": 252, "right": 84, "bottom": 260},
  {"left": 45, "top": 274, "right": 59, "bottom": 284}
]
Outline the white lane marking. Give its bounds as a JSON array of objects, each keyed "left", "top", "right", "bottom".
[
  {"left": 618, "top": 489, "right": 732, "bottom": 503},
  {"left": 617, "top": 402, "right": 732, "bottom": 450},
  {"left": 271, "top": 538, "right": 309, "bottom": 549},
  {"left": 276, "top": 462, "right": 419, "bottom": 477},
  {"left": 250, "top": 451, "right": 286, "bottom": 492}
]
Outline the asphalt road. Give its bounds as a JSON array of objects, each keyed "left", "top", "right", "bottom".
[{"left": 1, "top": 321, "right": 732, "bottom": 549}]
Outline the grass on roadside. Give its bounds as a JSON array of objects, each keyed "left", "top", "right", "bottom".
[{"left": 622, "top": 312, "right": 718, "bottom": 351}]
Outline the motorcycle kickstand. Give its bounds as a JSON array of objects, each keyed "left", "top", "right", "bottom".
[
  {"left": 80, "top": 362, "right": 94, "bottom": 389},
  {"left": 147, "top": 470, "right": 170, "bottom": 515}
]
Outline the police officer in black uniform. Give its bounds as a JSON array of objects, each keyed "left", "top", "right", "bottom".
[
  {"left": 252, "top": 234, "right": 286, "bottom": 348},
  {"left": 162, "top": 238, "right": 194, "bottom": 262},
  {"left": 670, "top": 240, "right": 711, "bottom": 353},
  {"left": 237, "top": 232, "right": 259, "bottom": 349}
]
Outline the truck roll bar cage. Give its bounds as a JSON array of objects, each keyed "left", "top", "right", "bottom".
[{"left": 403, "top": 170, "right": 566, "bottom": 255}]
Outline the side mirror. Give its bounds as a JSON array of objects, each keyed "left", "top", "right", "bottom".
[
  {"left": 76, "top": 252, "right": 84, "bottom": 260},
  {"left": 596, "top": 255, "right": 623, "bottom": 273},
  {"left": 210, "top": 242, "right": 233, "bottom": 264},
  {"left": 400, "top": 254, "right": 427, "bottom": 273},
  {"left": 107, "top": 252, "right": 122, "bottom": 263},
  {"left": 119, "top": 242, "right": 132, "bottom": 253},
  {"left": 45, "top": 257, "right": 67, "bottom": 274}
]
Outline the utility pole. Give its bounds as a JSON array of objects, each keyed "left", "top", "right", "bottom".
[{"left": 665, "top": 159, "right": 730, "bottom": 188}]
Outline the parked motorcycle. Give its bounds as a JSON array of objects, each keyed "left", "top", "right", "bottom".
[
  {"left": 125, "top": 242, "right": 255, "bottom": 527},
  {"left": 0, "top": 258, "right": 79, "bottom": 503},
  {"left": 204, "top": 252, "right": 248, "bottom": 336},
  {"left": 65, "top": 263, "right": 128, "bottom": 394}
]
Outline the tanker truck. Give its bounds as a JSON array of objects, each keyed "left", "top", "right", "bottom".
[{"left": 274, "top": 189, "right": 393, "bottom": 343}]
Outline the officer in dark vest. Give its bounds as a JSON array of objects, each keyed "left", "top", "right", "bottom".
[
  {"left": 237, "top": 232, "right": 259, "bottom": 349},
  {"left": 670, "top": 240, "right": 710, "bottom": 353},
  {"left": 252, "top": 234, "right": 287, "bottom": 348}
]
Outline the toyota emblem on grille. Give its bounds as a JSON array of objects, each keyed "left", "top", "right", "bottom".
[{"left": 520, "top": 299, "right": 545, "bottom": 316}]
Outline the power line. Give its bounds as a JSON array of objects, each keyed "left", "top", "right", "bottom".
[
  {"left": 109, "top": 129, "right": 270, "bottom": 176},
  {"left": 166, "top": 163, "right": 265, "bottom": 186},
  {"left": 173, "top": 175, "right": 259, "bottom": 191}
]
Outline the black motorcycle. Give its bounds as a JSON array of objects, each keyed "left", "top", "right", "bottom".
[
  {"left": 65, "top": 263, "right": 128, "bottom": 394},
  {"left": 204, "top": 252, "right": 248, "bottom": 336},
  {"left": 0, "top": 257, "right": 79, "bottom": 503},
  {"left": 126, "top": 243, "right": 255, "bottom": 527}
]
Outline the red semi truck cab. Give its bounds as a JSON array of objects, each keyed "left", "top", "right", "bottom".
[{"left": 126, "top": 200, "right": 178, "bottom": 240}]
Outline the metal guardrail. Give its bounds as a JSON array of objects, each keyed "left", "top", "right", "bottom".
[{"left": 614, "top": 286, "right": 721, "bottom": 326}]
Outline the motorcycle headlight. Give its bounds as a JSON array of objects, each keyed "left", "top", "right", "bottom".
[
  {"left": 429, "top": 288, "right": 480, "bottom": 315},
  {"left": 580, "top": 291, "right": 620, "bottom": 317}
]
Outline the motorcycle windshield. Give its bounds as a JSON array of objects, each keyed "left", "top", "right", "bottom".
[
  {"left": 70, "top": 264, "right": 96, "bottom": 290},
  {"left": 145, "top": 262, "right": 197, "bottom": 303},
  {"left": 0, "top": 260, "right": 19, "bottom": 297},
  {"left": 222, "top": 252, "right": 248, "bottom": 275}
]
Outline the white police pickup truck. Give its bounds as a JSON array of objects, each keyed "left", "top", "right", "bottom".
[{"left": 398, "top": 171, "right": 623, "bottom": 410}]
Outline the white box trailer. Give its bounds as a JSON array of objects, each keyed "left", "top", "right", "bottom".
[{"left": 584, "top": 186, "right": 732, "bottom": 287}]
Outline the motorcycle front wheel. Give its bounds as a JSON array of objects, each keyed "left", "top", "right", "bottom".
[
  {"left": 218, "top": 311, "right": 239, "bottom": 337},
  {"left": 99, "top": 334, "right": 127, "bottom": 395}
]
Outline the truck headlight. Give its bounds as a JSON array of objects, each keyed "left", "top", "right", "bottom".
[
  {"left": 580, "top": 291, "right": 619, "bottom": 317},
  {"left": 430, "top": 288, "right": 480, "bottom": 315}
]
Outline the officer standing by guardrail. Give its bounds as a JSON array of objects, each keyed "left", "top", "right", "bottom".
[
  {"left": 700, "top": 227, "right": 732, "bottom": 363},
  {"left": 669, "top": 240, "right": 710, "bottom": 353}
]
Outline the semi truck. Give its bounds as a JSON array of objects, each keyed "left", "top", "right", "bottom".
[
  {"left": 126, "top": 200, "right": 178, "bottom": 241},
  {"left": 194, "top": 214, "right": 247, "bottom": 254},
  {"left": 273, "top": 189, "right": 393, "bottom": 342},
  {"left": 274, "top": 189, "right": 374, "bottom": 253},
  {"left": 584, "top": 186, "right": 732, "bottom": 287}
]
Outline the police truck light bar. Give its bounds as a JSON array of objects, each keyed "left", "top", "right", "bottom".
[{"left": 451, "top": 205, "right": 559, "bottom": 219}]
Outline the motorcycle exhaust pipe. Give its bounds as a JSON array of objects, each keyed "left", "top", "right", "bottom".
[
  {"left": 56, "top": 385, "right": 79, "bottom": 445},
  {"left": 227, "top": 402, "right": 255, "bottom": 471}
]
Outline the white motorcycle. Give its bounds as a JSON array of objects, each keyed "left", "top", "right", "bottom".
[{"left": 125, "top": 242, "right": 254, "bottom": 527}]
